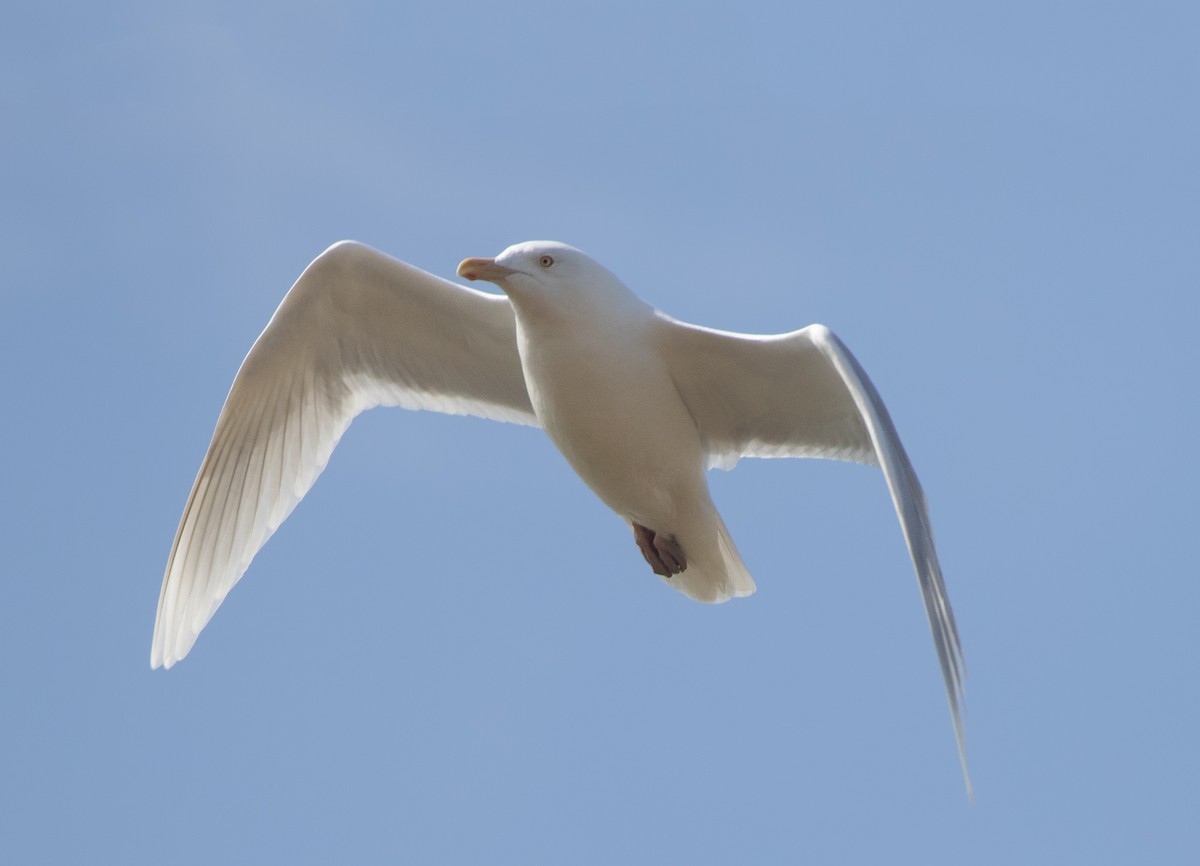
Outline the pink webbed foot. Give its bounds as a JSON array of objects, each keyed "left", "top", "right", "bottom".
[{"left": 632, "top": 523, "right": 687, "bottom": 577}]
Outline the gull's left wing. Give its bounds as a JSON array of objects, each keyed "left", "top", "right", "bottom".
[{"left": 656, "top": 314, "right": 970, "bottom": 795}]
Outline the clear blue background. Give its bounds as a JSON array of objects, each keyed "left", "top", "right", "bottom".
[{"left": 3, "top": 2, "right": 1197, "bottom": 862}]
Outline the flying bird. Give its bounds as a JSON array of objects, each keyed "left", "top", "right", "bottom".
[{"left": 152, "top": 240, "right": 970, "bottom": 792}]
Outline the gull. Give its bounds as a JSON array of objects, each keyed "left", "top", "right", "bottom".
[{"left": 152, "top": 239, "right": 970, "bottom": 792}]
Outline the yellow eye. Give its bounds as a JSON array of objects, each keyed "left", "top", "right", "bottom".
[{"left": 538, "top": 255, "right": 554, "bottom": 268}]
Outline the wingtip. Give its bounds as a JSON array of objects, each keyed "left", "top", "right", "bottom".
[
  {"left": 152, "top": 652, "right": 180, "bottom": 670},
  {"left": 948, "top": 690, "right": 972, "bottom": 799},
  {"left": 959, "top": 744, "right": 975, "bottom": 801},
  {"left": 149, "top": 633, "right": 182, "bottom": 670}
]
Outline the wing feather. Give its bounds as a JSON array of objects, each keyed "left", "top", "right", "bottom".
[
  {"left": 812, "top": 327, "right": 971, "bottom": 797},
  {"left": 655, "top": 315, "right": 877, "bottom": 468},
  {"left": 152, "top": 242, "right": 537, "bottom": 669},
  {"left": 659, "top": 315, "right": 971, "bottom": 795}
]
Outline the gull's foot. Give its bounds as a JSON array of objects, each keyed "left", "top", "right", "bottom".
[{"left": 633, "top": 523, "right": 687, "bottom": 577}]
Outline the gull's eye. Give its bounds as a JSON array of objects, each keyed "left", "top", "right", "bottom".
[{"left": 538, "top": 255, "right": 555, "bottom": 268}]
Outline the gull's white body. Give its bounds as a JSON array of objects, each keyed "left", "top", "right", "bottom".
[
  {"left": 152, "top": 240, "right": 970, "bottom": 793},
  {"left": 505, "top": 260, "right": 752, "bottom": 602}
]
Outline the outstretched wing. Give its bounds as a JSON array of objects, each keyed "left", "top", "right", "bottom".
[
  {"left": 152, "top": 242, "right": 537, "bottom": 669},
  {"left": 658, "top": 315, "right": 970, "bottom": 795}
]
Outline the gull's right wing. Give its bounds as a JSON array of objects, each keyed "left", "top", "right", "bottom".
[{"left": 152, "top": 242, "right": 538, "bottom": 670}]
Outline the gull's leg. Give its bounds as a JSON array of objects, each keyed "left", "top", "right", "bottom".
[{"left": 632, "top": 523, "right": 687, "bottom": 577}]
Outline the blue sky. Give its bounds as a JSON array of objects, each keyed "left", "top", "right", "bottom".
[{"left": 3, "top": 1, "right": 1197, "bottom": 862}]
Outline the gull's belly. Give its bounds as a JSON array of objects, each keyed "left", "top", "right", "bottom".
[{"left": 521, "top": 333, "right": 706, "bottom": 527}]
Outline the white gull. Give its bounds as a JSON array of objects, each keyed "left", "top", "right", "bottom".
[{"left": 152, "top": 239, "right": 970, "bottom": 793}]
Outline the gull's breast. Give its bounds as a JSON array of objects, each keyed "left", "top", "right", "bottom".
[{"left": 518, "top": 324, "right": 707, "bottom": 525}]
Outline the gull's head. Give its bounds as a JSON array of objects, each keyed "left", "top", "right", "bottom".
[{"left": 457, "top": 241, "right": 637, "bottom": 313}]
